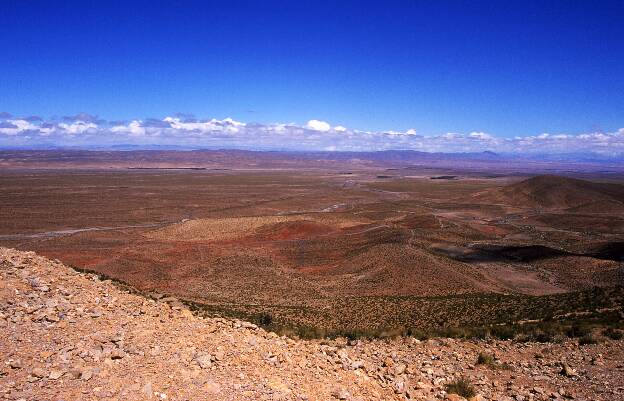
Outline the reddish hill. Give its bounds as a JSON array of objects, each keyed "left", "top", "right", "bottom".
[
  {"left": 253, "top": 220, "right": 336, "bottom": 241},
  {"left": 490, "top": 175, "right": 624, "bottom": 211}
]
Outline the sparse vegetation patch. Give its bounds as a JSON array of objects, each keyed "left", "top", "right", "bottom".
[{"left": 445, "top": 377, "right": 476, "bottom": 399}]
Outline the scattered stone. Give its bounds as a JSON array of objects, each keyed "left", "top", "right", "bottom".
[
  {"left": 110, "top": 348, "right": 125, "bottom": 359},
  {"left": 560, "top": 363, "right": 577, "bottom": 377},
  {"left": 48, "top": 369, "right": 65, "bottom": 380},
  {"left": 331, "top": 387, "right": 350, "bottom": 400},
  {"left": 181, "top": 309, "right": 194, "bottom": 319},
  {"left": 68, "top": 368, "right": 82, "bottom": 379},
  {"left": 143, "top": 382, "right": 153, "bottom": 398},
  {"left": 213, "top": 351, "right": 225, "bottom": 361},
  {"left": 9, "top": 359, "right": 23, "bottom": 369},
  {"left": 394, "top": 363, "right": 406, "bottom": 375},
  {"left": 80, "top": 369, "right": 93, "bottom": 381},
  {"left": 195, "top": 353, "right": 212, "bottom": 369},
  {"left": 202, "top": 381, "right": 221, "bottom": 394}
]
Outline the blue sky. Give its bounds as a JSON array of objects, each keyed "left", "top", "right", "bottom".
[{"left": 1, "top": 1, "right": 623, "bottom": 152}]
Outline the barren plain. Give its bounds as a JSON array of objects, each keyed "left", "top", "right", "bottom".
[
  {"left": 0, "top": 150, "right": 622, "bottom": 339},
  {"left": 1, "top": 150, "right": 624, "bottom": 401}
]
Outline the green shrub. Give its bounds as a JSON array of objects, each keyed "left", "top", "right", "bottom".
[
  {"left": 578, "top": 334, "right": 599, "bottom": 345},
  {"left": 335, "top": 329, "right": 371, "bottom": 341},
  {"left": 445, "top": 377, "right": 476, "bottom": 399},
  {"left": 476, "top": 352, "right": 496, "bottom": 366},
  {"left": 489, "top": 325, "right": 516, "bottom": 340},
  {"left": 566, "top": 324, "right": 591, "bottom": 338},
  {"left": 498, "top": 362, "right": 513, "bottom": 370},
  {"left": 439, "top": 326, "right": 470, "bottom": 339},
  {"left": 516, "top": 322, "right": 565, "bottom": 343},
  {"left": 407, "top": 329, "right": 430, "bottom": 340},
  {"left": 258, "top": 312, "right": 273, "bottom": 326},
  {"left": 517, "top": 330, "right": 554, "bottom": 343},
  {"left": 603, "top": 328, "right": 623, "bottom": 340},
  {"left": 298, "top": 325, "right": 327, "bottom": 339},
  {"left": 471, "top": 327, "right": 488, "bottom": 340}
]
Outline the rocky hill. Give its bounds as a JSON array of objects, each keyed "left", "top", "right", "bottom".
[{"left": 1, "top": 247, "right": 623, "bottom": 401}]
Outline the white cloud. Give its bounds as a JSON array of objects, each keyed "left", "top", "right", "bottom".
[
  {"left": 0, "top": 119, "right": 38, "bottom": 135},
  {"left": 111, "top": 120, "right": 146, "bottom": 137},
  {"left": 222, "top": 117, "right": 244, "bottom": 127},
  {"left": 383, "top": 129, "right": 419, "bottom": 137},
  {"left": 270, "top": 124, "right": 288, "bottom": 133},
  {"left": 1, "top": 114, "right": 624, "bottom": 156},
  {"left": 162, "top": 117, "right": 245, "bottom": 134},
  {"left": 469, "top": 132, "right": 493, "bottom": 140},
  {"left": 306, "top": 119, "right": 331, "bottom": 132},
  {"left": 58, "top": 121, "right": 98, "bottom": 134}
]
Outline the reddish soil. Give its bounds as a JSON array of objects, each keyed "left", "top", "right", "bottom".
[{"left": 1, "top": 165, "right": 623, "bottom": 332}]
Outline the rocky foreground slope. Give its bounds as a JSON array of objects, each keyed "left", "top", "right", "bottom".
[{"left": 1, "top": 247, "right": 623, "bottom": 401}]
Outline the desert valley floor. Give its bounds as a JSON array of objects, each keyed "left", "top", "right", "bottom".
[{"left": 0, "top": 151, "right": 622, "bottom": 337}]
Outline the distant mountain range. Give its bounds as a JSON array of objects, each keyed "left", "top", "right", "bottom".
[{"left": 0, "top": 149, "right": 623, "bottom": 173}]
